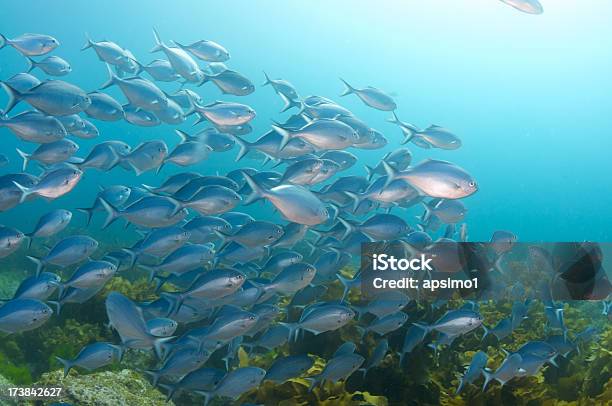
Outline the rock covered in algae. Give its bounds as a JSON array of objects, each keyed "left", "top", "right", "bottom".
[
  {"left": 0, "top": 373, "right": 18, "bottom": 406},
  {"left": 34, "top": 368, "right": 173, "bottom": 406}
]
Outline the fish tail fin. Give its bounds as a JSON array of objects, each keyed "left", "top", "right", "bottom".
[
  {"left": 12, "top": 181, "right": 33, "bottom": 203},
  {"left": 352, "top": 305, "right": 364, "bottom": 320},
  {"left": 26, "top": 255, "right": 45, "bottom": 276},
  {"left": 55, "top": 356, "right": 72, "bottom": 377},
  {"left": 279, "top": 322, "right": 299, "bottom": 342},
  {"left": 337, "top": 273, "right": 353, "bottom": 302},
  {"left": 355, "top": 325, "right": 366, "bottom": 340},
  {"left": 121, "top": 248, "right": 137, "bottom": 269},
  {"left": 76, "top": 202, "right": 97, "bottom": 226},
  {"left": 343, "top": 191, "right": 363, "bottom": 214},
  {"left": 99, "top": 63, "right": 118, "bottom": 90},
  {"left": 309, "top": 229, "right": 323, "bottom": 244},
  {"left": 339, "top": 78, "right": 355, "bottom": 96},
  {"left": 1, "top": 82, "right": 23, "bottom": 114},
  {"left": 140, "top": 264, "right": 157, "bottom": 282},
  {"left": 153, "top": 274, "right": 167, "bottom": 293},
  {"left": 192, "top": 112, "right": 207, "bottom": 126},
  {"left": 131, "top": 58, "right": 144, "bottom": 75},
  {"left": 455, "top": 377, "right": 466, "bottom": 395},
  {"left": 25, "top": 56, "right": 36, "bottom": 73},
  {"left": 262, "top": 71, "right": 271, "bottom": 86},
  {"left": 232, "top": 135, "right": 250, "bottom": 162},
  {"left": 242, "top": 171, "right": 267, "bottom": 205},
  {"left": 381, "top": 160, "right": 398, "bottom": 190},
  {"left": 482, "top": 370, "right": 493, "bottom": 392},
  {"left": 174, "top": 129, "right": 191, "bottom": 143},
  {"left": 364, "top": 164, "right": 376, "bottom": 181},
  {"left": 160, "top": 292, "right": 183, "bottom": 317},
  {"left": 336, "top": 216, "right": 354, "bottom": 240},
  {"left": 56, "top": 283, "right": 66, "bottom": 302},
  {"left": 81, "top": 33, "right": 93, "bottom": 50},
  {"left": 212, "top": 230, "right": 230, "bottom": 251},
  {"left": 481, "top": 325, "right": 490, "bottom": 341},
  {"left": 151, "top": 27, "right": 164, "bottom": 53},
  {"left": 152, "top": 336, "right": 175, "bottom": 361},
  {"left": 305, "top": 376, "right": 319, "bottom": 392},
  {"left": 270, "top": 123, "right": 292, "bottom": 150},
  {"left": 387, "top": 111, "right": 402, "bottom": 125},
  {"left": 401, "top": 128, "right": 416, "bottom": 144},
  {"left": 194, "top": 391, "right": 212, "bottom": 406},
  {"left": 278, "top": 93, "right": 302, "bottom": 113},
  {"left": 98, "top": 197, "right": 120, "bottom": 229},
  {"left": 0, "top": 33, "right": 6, "bottom": 49},
  {"left": 303, "top": 240, "right": 317, "bottom": 257},
  {"left": 357, "top": 367, "right": 367, "bottom": 379},
  {"left": 24, "top": 234, "right": 33, "bottom": 249},
  {"left": 15, "top": 148, "right": 31, "bottom": 171},
  {"left": 549, "top": 354, "right": 559, "bottom": 368},
  {"left": 420, "top": 200, "right": 434, "bottom": 223},
  {"left": 493, "top": 252, "right": 506, "bottom": 274},
  {"left": 48, "top": 300, "right": 61, "bottom": 315},
  {"left": 158, "top": 383, "right": 177, "bottom": 402},
  {"left": 412, "top": 322, "right": 431, "bottom": 334},
  {"left": 144, "top": 370, "right": 161, "bottom": 387}
]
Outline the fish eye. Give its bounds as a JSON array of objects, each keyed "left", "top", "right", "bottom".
[{"left": 469, "top": 181, "right": 476, "bottom": 188}]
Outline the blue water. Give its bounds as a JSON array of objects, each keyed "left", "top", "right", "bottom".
[{"left": 1, "top": 0, "right": 612, "bottom": 241}]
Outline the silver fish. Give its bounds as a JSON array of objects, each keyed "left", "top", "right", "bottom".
[
  {"left": 142, "top": 59, "right": 181, "bottom": 82},
  {"left": 123, "top": 104, "right": 160, "bottom": 127},
  {"left": 415, "top": 309, "right": 483, "bottom": 337},
  {"left": 55, "top": 342, "right": 122, "bottom": 377},
  {"left": 307, "top": 353, "right": 365, "bottom": 391},
  {"left": 0, "top": 111, "right": 67, "bottom": 143},
  {"left": 273, "top": 118, "right": 359, "bottom": 151},
  {"left": 14, "top": 167, "right": 82, "bottom": 202},
  {"left": 264, "top": 354, "right": 314, "bottom": 383},
  {"left": 0, "top": 298, "right": 53, "bottom": 334},
  {"left": 384, "top": 159, "right": 478, "bottom": 199},
  {"left": 196, "top": 367, "right": 265, "bottom": 406},
  {"left": 339, "top": 78, "right": 396, "bottom": 111},
  {"left": 60, "top": 260, "right": 116, "bottom": 292},
  {"left": 0, "top": 226, "right": 25, "bottom": 258},
  {"left": 26, "top": 55, "right": 71, "bottom": 76},
  {"left": 193, "top": 101, "right": 256, "bottom": 127},
  {"left": 122, "top": 140, "right": 168, "bottom": 176},
  {"left": 146, "top": 347, "right": 209, "bottom": 386},
  {"left": 243, "top": 172, "right": 329, "bottom": 225},
  {"left": 100, "top": 196, "right": 187, "bottom": 229},
  {"left": 202, "top": 68, "right": 255, "bottom": 96},
  {"left": 105, "top": 291, "right": 173, "bottom": 358},
  {"left": 456, "top": 350, "right": 488, "bottom": 394},
  {"left": 3, "top": 80, "right": 91, "bottom": 116},
  {"left": 25, "top": 209, "right": 72, "bottom": 245},
  {"left": 70, "top": 119, "right": 99, "bottom": 139},
  {"left": 100, "top": 64, "right": 168, "bottom": 112},
  {"left": 27, "top": 235, "right": 98, "bottom": 275},
  {"left": 500, "top": 0, "right": 543, "bottom": 14},
  {"left": 146, "top": 317, "right": 178, "bottom": 337},
  {"left": 1, "top": 73, "right": 41, "bottom": 93},
  {"left": 0, "top": 33, "right": 59, "bottom": 56},
  {"left": 482, "top": 353, "right": 524, "bottom": 390},
  {"left": 82, "top": 35, "right": 131, "bottom": 65},
  {"left": 74, "top": 141, "right": 126, "bottom": 171},
  {"left": 85, "top": 91, "right": 124, "bottom": 121},
  {"left": 174, "top": 39, "right": 230, "bottom": 62}
]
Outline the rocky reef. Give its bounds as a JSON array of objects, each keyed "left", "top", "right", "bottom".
[{"left": 31, "top": 368, "right": 172, "bottom": 406}]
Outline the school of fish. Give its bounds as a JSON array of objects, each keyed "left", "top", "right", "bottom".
[{"left": 0, "top": 3, "right": 608, "bottom": 403}]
